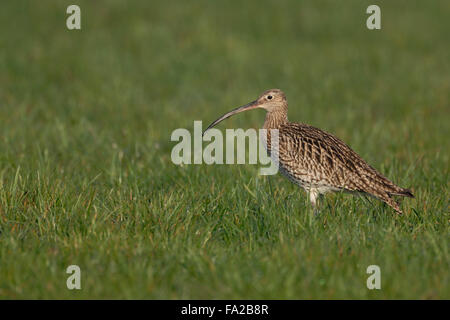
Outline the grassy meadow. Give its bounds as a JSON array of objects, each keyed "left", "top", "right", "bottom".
[{"left": 0, "top": 0, "right": 448, "bottom": 299}]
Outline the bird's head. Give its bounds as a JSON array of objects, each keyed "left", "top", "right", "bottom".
[{"left": 203, "top": 89, "right": 287, "bottom": 136}]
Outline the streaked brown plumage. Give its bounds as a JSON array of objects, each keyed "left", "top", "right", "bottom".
[{"left": 203, "top": 89, "right": 414, "bottom": 214}]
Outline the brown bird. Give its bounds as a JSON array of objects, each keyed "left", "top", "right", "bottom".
[{"left": 203, "top": 89, "right": 414, "bottom": 214}]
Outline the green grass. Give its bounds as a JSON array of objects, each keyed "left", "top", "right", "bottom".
[{"left": 0, "top": 0, "right": 448, "bottom": 299}]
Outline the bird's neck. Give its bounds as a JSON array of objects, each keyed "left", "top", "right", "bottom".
[{"left": 263, "top": 107, "right": 288, "bottom": 130}]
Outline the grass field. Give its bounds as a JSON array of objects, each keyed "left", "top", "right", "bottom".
[{"left": 0, "top": 0, "right": 448, "bottom": 299}]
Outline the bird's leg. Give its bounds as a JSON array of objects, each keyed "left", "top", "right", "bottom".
[{"left": 309, "top": 189, "right": 320, "bottom": 216}]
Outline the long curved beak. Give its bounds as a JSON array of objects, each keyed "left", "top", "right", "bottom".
[{"left": 203, "top": 100, "right": 259, "bottom": 137}]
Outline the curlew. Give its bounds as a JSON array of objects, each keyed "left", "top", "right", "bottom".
[{"left": 203, "top": 89, "right": 414, "bottom": 214}]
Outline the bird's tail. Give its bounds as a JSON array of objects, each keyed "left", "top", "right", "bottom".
[
  {"left": 390, "top": 188, "right": 414, "bottom": 198},
  {"left": 372, "top": 186, "right": 414, "bottom": 214}
]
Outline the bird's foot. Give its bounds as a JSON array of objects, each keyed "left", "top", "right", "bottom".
[{"left": 313, "top": 207, "right": 320, "bottom": 217}]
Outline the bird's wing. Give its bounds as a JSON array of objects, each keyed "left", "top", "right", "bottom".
[{"left": 277, "top": 123, "right": 405, "bottom": 196}]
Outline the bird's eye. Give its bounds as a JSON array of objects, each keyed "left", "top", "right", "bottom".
[{"left": 267, "top": 95, "right": 273, "bottom": 100}]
